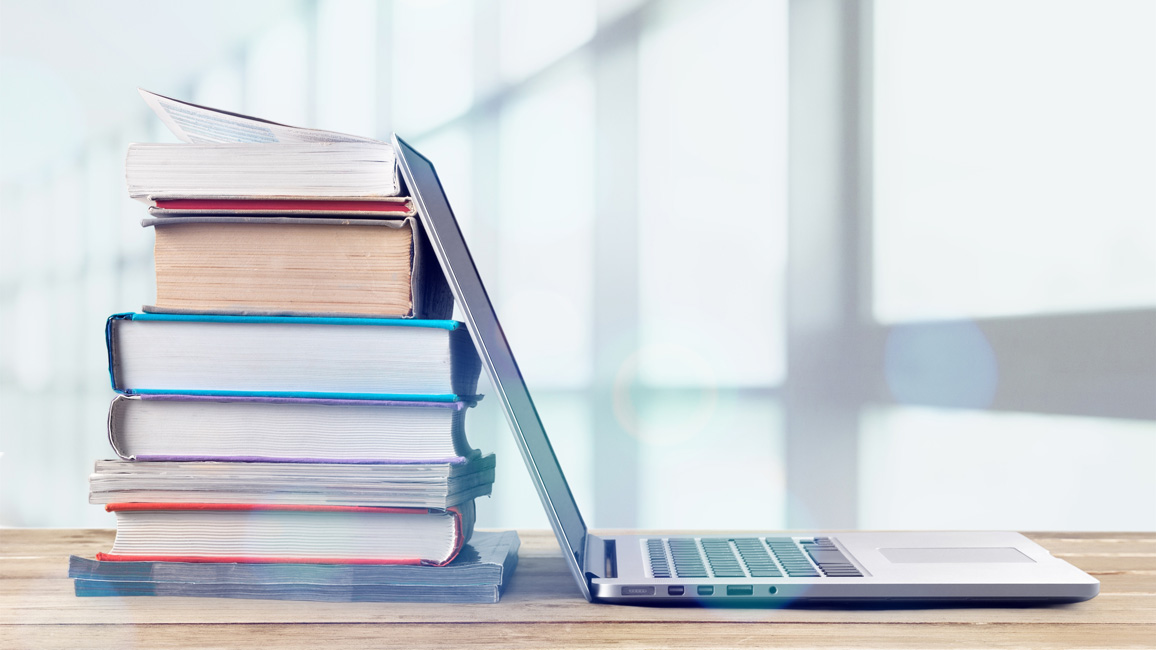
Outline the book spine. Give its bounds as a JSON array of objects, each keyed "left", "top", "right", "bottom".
[
  {"left": 106, "top": 395, "right": 134, "bottom": 460},
  {"left": 105, "top": 313, "right": 135, "bottom": 393},
  {"left": 423, "top": 503, "right": 471, "bottom": 567}
]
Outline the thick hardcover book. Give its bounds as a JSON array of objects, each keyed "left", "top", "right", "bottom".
[
  {"left": 105, "top": 313, "right": 481, "bottom": 401},
  {"left": 88, "top": 454, "right": 497, "bottom": 509},
  {"left": 70, "top": 530, "right": 520, "bottom": 603},
  {"left": 142, "top": 216, "right": 452, "bottom": 319},
  {"left": 98, "top": 502, "right": 475, "bottom": 567},
  {"left": 106, "top": 394, "right": 478, "bottom": 463}
]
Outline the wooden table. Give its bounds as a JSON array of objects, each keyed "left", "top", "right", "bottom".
[{"left": 1, "top": 529, "right": 1152, "bottom": 649}]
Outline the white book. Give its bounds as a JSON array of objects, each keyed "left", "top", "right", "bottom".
[
  {"left": 105, "top": 394, "right": 478, "bottom": 463},
  {"left": 106, "top": 314, "right": 481, "bottom": 400},
  {"left": 125, "top": 141, "right": 400, "bottom": 200},
  {"left": 129, "top": 90, "right": 400, "bottom": 201}
]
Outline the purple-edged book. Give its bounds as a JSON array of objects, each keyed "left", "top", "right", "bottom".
[{"left": 108, "top": 394, "right": 480, "bottom": 464}]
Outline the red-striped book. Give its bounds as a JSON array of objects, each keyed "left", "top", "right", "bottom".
[
  {"left": 147, "top": 197, "right": 415, "bottom": 217},
  {"left": 97, "top": 502, "right": 474, "bottom": 567}
]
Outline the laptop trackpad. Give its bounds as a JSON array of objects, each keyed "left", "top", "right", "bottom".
[{"left": 880, "top": 548, "right": 1035, "bottom": 563}]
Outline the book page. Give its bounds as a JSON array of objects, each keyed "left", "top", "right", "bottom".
[{"left": 139, "top": 88, "right": 382, "bottom": 145}]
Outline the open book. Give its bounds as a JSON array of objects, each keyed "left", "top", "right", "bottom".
[
  {"left": 140, "top": 89, "right": 381, "bottom": 145},
  {"left": 129, "top": 90, "right": 405, "bottom": 211}
]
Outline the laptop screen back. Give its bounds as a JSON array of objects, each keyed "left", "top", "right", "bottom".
[{"left": 393, "top": 136, "right": 591, "bottom": 591}]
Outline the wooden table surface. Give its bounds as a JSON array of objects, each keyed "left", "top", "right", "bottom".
[{"left": 1, "top": 529, "right": 1152, "bottom": 649}]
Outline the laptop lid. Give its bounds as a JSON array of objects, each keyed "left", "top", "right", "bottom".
[{"left": 393, "top": 135, "right": 592, "bottom": 600}]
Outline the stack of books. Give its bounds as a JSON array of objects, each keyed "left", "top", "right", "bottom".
[{"left": 70, "top": 91, "right": 517, "bottom": 603}]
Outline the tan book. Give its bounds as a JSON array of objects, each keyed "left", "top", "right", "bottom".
[{"left": 144, "top": 216, "right": 452, "bottom": 319}]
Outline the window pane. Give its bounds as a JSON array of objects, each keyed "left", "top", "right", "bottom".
[
  {"left": 469, "top": 390, "right": 593, "bottom": 529},
  {"left": 638, "top": 0, "right": 788, "bottom": 386},
  {"left": 82, "top": 267, "right": 117, "bottom": 384},
  {"left": 638, "top": 395, "right": 784, "bottom": 529},
  {"left": 413, "top": 125, "right": 474, "bottom": 236},
  {"left": 192, "top": 60, "right": 244, "bottom": 113},
  {"left": 316, "top": 0, "right": 378, "bottom": 137},
  {"left": 860, "top": 405, "right": 1156, "bottom": 530},
  {"left": 500, "top": 0, "right": 595, "bottom": 82},
  {"left": 497, "top": 61, "right": 595, "bottom": 390},
  {"left": 11, "top": 282, "right": 53, "bottom": 391},
  {"left": 0, "top": 186, "right": 24, "bottom": 281},
  {"left": 84, "top": 140, "right": 122, "bottom": 268},
  {"left": 597, "top": 0, "right": 646, "bottom": 25},
  {"left": 244, "top": 18, "right": 310, "bottom": 126},
  {"left": 391, "top": 0, "right": 474, "bottom": 135},
  {"left": 118, "top": 257, "right": 155, "bottom": 314},
  {"left": 18, "top": 181, "right": 52, "bottom": 277},
  {"left": 874, "top": 0, "right": 1156, "bottom": 322},
  {"left": 49, "top": 280, "right": 82, "bottom": 392}
]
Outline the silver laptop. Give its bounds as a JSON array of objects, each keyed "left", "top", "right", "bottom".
[{"left": 393, "top": 135, "right": 1099, "bottom": 605}]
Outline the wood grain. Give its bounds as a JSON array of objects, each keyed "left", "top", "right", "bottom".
[{"left": 2, "top": 529, "right": 1153, "bottom": 649}]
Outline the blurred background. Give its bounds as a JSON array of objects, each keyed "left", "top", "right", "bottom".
[{"left": 0, "top": 0, "right": 1153, "bottom": 531}]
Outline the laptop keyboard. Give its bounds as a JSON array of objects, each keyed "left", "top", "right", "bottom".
[{"left": 644, "top": 537, "right": 862, "bottom": 579}]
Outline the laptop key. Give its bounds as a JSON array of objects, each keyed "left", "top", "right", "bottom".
[
  {"left": 702, "top": 539, "right": 745, "bottom": 578},
  {"left": 667, "top": 538, "right": 708, "bottom": 578},
  {"left": 765, "top": 538, "right": 822, "bottom": 577},
  {"left": 733, "top": 538, "right": 783, "bottom": 578},
  {"left": 801, "top": 539, "right": 863, "bottom": 577}
]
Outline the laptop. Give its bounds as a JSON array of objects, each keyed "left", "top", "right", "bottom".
[{"left": 392, "top": 135, "right": 1099, "bottom": 605}]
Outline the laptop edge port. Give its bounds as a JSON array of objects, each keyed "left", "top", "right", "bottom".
[{"left": 621, "top": 586, "right": 655, "bottom": 596}]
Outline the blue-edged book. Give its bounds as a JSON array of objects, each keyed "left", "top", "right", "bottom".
[{"left": 106, "top": 313, "right": 481, "bottom": 402}]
